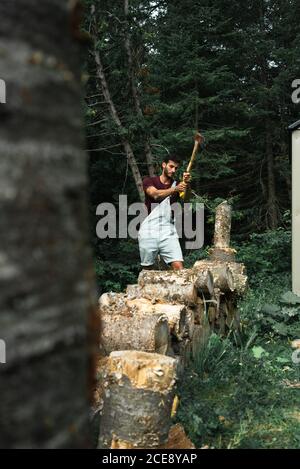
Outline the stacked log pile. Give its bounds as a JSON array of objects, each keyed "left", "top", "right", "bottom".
[{"left": 94, "top": 201, "right": 248, "bottom": 449}]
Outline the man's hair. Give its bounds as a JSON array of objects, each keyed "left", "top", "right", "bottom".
[{"left": 162, "top": 154, "right": 181, "bottom": 166}]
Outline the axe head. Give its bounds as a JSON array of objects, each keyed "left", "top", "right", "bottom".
[{"left": 194, "top": 132, "right": 205, "bottom": 150}]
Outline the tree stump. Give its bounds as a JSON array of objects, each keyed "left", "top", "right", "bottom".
[{"left": 98, "top": 351, "right": 177, "bottom": 449}]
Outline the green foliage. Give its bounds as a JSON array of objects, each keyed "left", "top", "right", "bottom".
[
  {"left": 177, "top": 227, "right": 299, "bottom": 449},
  {"left": 94, "top": 240, "right": 140, "bottom": 294},
  {"left": 177, "top": 280, "right": 300, "bottom": 448},
  {"left": 234, "top": 228, "right": 291, "bottom": 285}
]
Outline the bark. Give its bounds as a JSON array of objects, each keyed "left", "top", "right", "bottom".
[
  {"left": 209, "top": 247, "right": 237, "bottom": 262},
  {"left": 101, "top": 310, "right": 169, "bottom": 356},
  {"left": 150, "top": 303, "right": 187, "bottom": 340},
  {"left": 0, "top": 0, "right": 96, "bottom": 448},
  {"left": 192, "top": 268, "right": 215, "bottom": 295},
  {"left": 138, "top": 268, "right": 214, "bottom": 304},
  {"left": 123, "top": 0, "right": 155, "bottom": 177},
  {"left": 194, "top": 298, "right": 205, "bottom": 325},
  {"left": 184, "top": 308, "right": 195, "bottom": 340},
  {"left": 157, "top": 424, "right": 195, "bottom": 449},
  {"left": 178, "top": 339, "right": 192, "bottom": 369},
  {"left": 213, "top": 201, "right": 232, "bottom": 249},
  {"left": 209, "top": 201, "right": 237, "bottom": 261},
  {"left": 98, "top": 351, "right": 177, "bottom": 449},
  {"left": 138, "top": 270, "right": 198, "bottom": 304},
  {"left": 191, "top": 324, "right": 211, "bottom": 359},
  {"left": 99, "top": 294, "right": 171, "bottom": 355},
  {"left": 193, "top": 260, "right": 248, "bottom": 296},
  {"left": 194, "top": 261, "right": 233, "bottom": 291},
  {"left": 126, "top": 283, "right": 143, "bottom": 299}
]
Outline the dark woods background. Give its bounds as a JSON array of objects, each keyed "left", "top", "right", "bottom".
[
  {"left": 0, "top": 0, "right": 299, "bottom": 450},
  {"left": 84, "top": 0, "right": 299, "bottom": 293}
]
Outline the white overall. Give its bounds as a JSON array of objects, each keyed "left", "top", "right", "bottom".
[{"left": 138, "top": 181, "right": 183, "bottom": 266}]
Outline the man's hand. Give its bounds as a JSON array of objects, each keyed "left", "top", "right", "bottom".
[
  {"left": 175, "top": 181, "right": 188, "bottom": 192},
  {"left": 183, "top": 172, "right": 191, "bottom": 183}
]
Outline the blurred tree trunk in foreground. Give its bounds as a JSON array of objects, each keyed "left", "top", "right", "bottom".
[{"left": 0, "top": 0, "right": 97, "bottom": 448}]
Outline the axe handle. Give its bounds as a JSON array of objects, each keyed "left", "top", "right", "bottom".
[
  {"left": 179, "top": 140, "right": 201, "bottom": 200},
  {"left": 186, "top": 140, "right": 200, "bottom": 173}
]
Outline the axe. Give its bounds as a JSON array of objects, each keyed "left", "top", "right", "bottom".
[{"left": 179, "top": 132, "right": 205, "bottom": 201}]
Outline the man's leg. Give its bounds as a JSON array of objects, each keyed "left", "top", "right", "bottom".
[
  {"left": 159, "top": 236, "right": 184, "bottom": 271},
  {"left": 138, "top": 235, "right": 159, "bottom": 270}
]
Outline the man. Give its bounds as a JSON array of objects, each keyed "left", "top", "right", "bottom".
[{"left": 138, "top": 156, "right": 191, "bottom": 270}]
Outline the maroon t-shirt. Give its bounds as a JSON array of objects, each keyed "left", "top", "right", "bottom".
[{"left": 143, "top": 176, "right": 179, "bottom": 215}]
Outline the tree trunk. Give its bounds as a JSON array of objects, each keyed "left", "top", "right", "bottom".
[
  {"left": 266, "top": 121, "right": 278, "bottom": 229},
  {"left": 93, "top": 48, "right": 145, "bottom": 201},
  {"left": 0, "top": 0, "right": 96, "bottom": 448},
  {"left": 98, "top": 351, "right": 177, "bottom": 449},
  {"left": 123, "top": 0, "right": 155, "bottom": 177}
]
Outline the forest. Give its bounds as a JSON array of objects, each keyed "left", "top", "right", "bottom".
[
  {"left": 0, "top": 0, "right": 299, "bottom": 450},
  {"left": 85, "top": 0, "right": 300, "bottom": 448}
]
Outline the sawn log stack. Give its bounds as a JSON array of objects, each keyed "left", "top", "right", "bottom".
[{"left": 94, "top": 201, "right": 248, "bottom": 449}]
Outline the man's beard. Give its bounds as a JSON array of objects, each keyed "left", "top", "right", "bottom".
[{"left": 163, "top": 168, "right": 172, "bottom": 179}]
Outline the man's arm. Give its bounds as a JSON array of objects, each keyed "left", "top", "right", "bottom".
[{"left": 146, "top": 182, "right": 187, "bottom": 201}]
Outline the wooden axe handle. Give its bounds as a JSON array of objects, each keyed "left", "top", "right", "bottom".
[{"left": 180, "top": 132, "right": 204, "bottom": 200}]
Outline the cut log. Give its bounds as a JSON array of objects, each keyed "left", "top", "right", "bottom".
[
  {"left": 209, "top": 246, "right": 237, "bottom": 262},
  {"left": 208, "top": 304, "right": 217, "bottom": 326},
  {"left": 138, "top": 269, "right": 197, "bottom": 305},
  {"left": 194, "top": 298, "right": 205, "bottom": 325},
  {"left": 138, "top": 268, "right": 214, "bottom": 304},
  {"left": 191, "top": 324, "right": 211, "bottom": 360},
  {"left": 126, "top": 284, "right": 143, "bottom": 299},
  {"left": 92, "top": 357, "right": 109, "bottom": 411},
  {"left": 213, "top": 201, "right": 232, "bottom": 249},
  {"left": 178, "top": 339, "right": 192, "bottom": 369},
  {"left": 194, "top": 261, "right": 234, "bottom": 292},
  {"left": 184, "top": 308, "right": 195, "bottom": 339},
  {"left": 192, "top": 269, "right": 214, "bottom": 296},
  {"left": 232, "top": 272, "right": 248, "bottom": 296},
  {"left": 158, "top": 424, "right": 195, "bottom": 449},
  {"left": 101, "top": 310, "right": 169, "bottom": 356},
  {"left": 209, "top": 201, "right": 236, "bottom": 261},
  {"left": 126, "top": 299, "right": 187, "bottom": 340},
  {"left": 99, "top": 292, "right": 128, "bottom": 313},
  {"left": 110, "top": 424, "right": 195, "bottom": 449},
  {"left": 193, "top": 260, "right": 248, "bottom": 295},
  {"left": 98, "top": 351, "right": 177, "bottom": 449}
]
